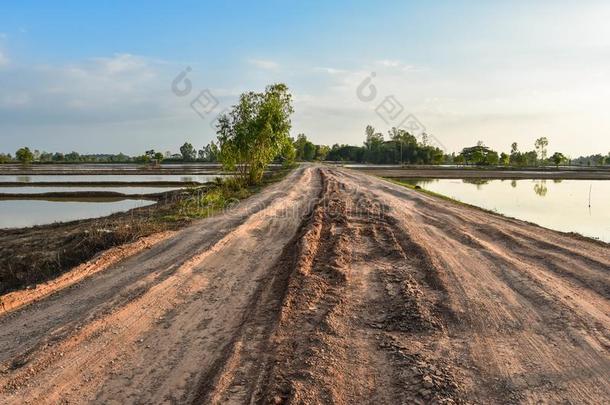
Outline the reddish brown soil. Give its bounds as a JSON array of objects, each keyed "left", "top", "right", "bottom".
[{"left": 0, "top": 166, "right": 608, "bottom": 404}]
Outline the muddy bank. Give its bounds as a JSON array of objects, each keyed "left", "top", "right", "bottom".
[
  {"left": 0, "top": 191, "right": 185, "bottom": 295},
  {"left": 0, "top": 170, "right": 289, "bottom": 296}
]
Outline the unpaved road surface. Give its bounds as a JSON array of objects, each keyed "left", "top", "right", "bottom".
[{"left": 1, "top": 166, "right": 609, "bottom": 404}]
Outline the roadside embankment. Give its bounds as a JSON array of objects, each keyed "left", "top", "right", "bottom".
[{"left": 0, "top": 169, "right": 292, "bottom": 296}]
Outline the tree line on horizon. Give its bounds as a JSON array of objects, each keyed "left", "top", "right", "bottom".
[
  {"left": 289, "top": 130, "right": 609, "bottom": 168},
  {"left": 4, "top": 133, "right": 609, "bottom": 169},
  {"left": 2, "top": 83, "right": 609, "bottom": 172}
]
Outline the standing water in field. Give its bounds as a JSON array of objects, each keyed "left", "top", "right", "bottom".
[
  {"left": 0, "top": 174, "right": 225, "bottom": 183},
  {"left": 0, "top": 199, "right": 156, "bottom": 228},
  {"left": 398, "top": 179, "right": 610, "bottom": 243}
]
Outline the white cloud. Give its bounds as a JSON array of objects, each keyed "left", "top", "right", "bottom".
[
  {"left": 0, "top": 53, "right": 217, "bottom": 154},
  {"left": 314, "top": 67, "right": 346, "bottom": 75},
  {"left": 376, "top": 59, "right": 401, "bottom": 67},
  {"left": 248, "top": 58, "right": 279, "bottom": 70},
  {"left": 375, "top": 59, "right": 417, "bottom": 72},
  {"left": 91, "top": 53, "right": 150, "bottom": 75},
  {"left": 0, "top": 53, "right": 174, "bottom": 124}
]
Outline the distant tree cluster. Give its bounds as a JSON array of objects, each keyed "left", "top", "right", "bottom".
[
  {"left": 293, "top": 134, "right": 329, "bottom": 161},
  {"left": 453, "top": 137, "right": 590, "bottom": 167},
  {"left": 3, "top": 143, "right": 223, "bottom": 165},
  {"left": 571, "top": 153, "right": 610, "bottom": 167},
  {"left": 298, "top": 126, "right": 445, "bottom": 165},
  {"left": 293, "top": 131, "right": 607, "bottom": 168},
  {"left": 8, "top": 147, "right": 134, "bottom": 165}
]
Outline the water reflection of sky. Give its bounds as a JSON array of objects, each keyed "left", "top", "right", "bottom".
[
  {"left": 399, "top": 178, "right": 610, "bottom": 243},
  {"left": 0, "top": 175, "right": 225, "bottom": 183},
  {"left": 0, "top": 200, "right": 156, "bottom": 229},
  {"left": 0, "top": 187, "right": 180, "bottom": 195}
]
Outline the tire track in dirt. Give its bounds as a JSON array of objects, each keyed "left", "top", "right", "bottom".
[
  {"left": 340, "top": 168, "right": 610, "bottom": 403},
  {"left": 0, "top": 166, "right": 321, "bottom": 404},
  {"left": 249, "top": 168, "right": 466, "bottom": 404}
]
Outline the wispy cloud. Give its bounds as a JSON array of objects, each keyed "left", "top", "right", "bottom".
[
  {"left": 248, "top": 58, "right": 279, "bottom": 70},
  {"left": 91, "top": 53, "right": 151, "bottom": 75},
  {"left": 314, "top": 67, "right": 347, "bottom": 75},
  {"left": 375, "top": 59, "right": 416, "bottom": 72},
  {"left": 376, "top": 59, "right": 400, "bottom": 67},
  {"left": 0, "top": 53, "right": 173, "bottom": 124}
]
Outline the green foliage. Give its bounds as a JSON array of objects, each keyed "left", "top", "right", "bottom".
[
  {"left": 180, "top": 142, "right": 196, "bottom": 161},
  {"left": 154, "top": 152, "right": 164, "bottom": 162},
  {"left": 135, "top": 154, "right": 151, "bottom": 163},
  {"left": 535, "top": 137, "right": 549, "bottom": 162},
  {"left": 216, "top": 83, "right": 294, "bottom": 184},
  {"left": 509, "top": 141, "right": 538, "bottom": 166},
  {"left": 142, "top": 149, "right": 164, "bottom": 164},
  {"left": 294, "top": 133, "right": 316, "bottom": 161},
  {"left": 279, "top": 136, "right": 296, "bottom": 166},
  {"left": 198, "top": 142, "right": 220, "bottom": 162},
  {"left": 15, "top": 147, "right": 34, "bottom": 164},
  {"left": 486, "top": 150, "right": 500, "bottom": 165},
  {"left": 315, "top": 144, "right": 330, "bottom": 161},
  {"left": 324, "top": 125, "right": 445, "bottom": 165},
  {"left": 326, "top": 144, "right": 364, "bottom": 162},
  {"left": 523, "top": 151, "right": 538, "bottom": 166},
  {"left": 549, "top": 152, "right": 568, "bottom": 167},
  {"left": 572, "top": 153, "right": 608, "bottom": 166},
  {"left": 0, "top": 153, "right": 12, "bottom": 163},
  {"left": 458, "top": 145, "right": 499, "bottom": 166}
]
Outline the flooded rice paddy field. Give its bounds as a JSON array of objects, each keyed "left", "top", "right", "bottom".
[
  {"left": 0, "top": 186, "right": 182, "bottom": 195},
  {"left": 0, "top": 174, "right": 224, "bottom": 183},
  {"left": 397, "top": 178, "right": 610, "bottom": 242},
  {"left": 0, "top": 199, "right": 156, "bottom": 229}
]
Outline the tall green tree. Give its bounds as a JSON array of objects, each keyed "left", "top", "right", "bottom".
[
  {"left": 216, "top": 83, "right": 294, "bottom": 184},
  {"left": 180, "top": 142, "right": 196, "bottom": 161},
  {"left": 458, "top": 145, "right": 500, "bottom": 166},
  {"left": 294, "top": 133, "right": 316, "bottom": 161},
  {"left": 15, "top": 147, "right": 34, "bottom": 164},
  {"left": 535, "top": 137, "right": 549, "bottom": 163},
  {"left": 315, "top": 144, "right": 330, "bottom": 161},
  {"left": 549, "top": 152, "right": 567, "bottom": 167},
  {"left": 199, "top": 142, "right": 220, "bottom": 162}
]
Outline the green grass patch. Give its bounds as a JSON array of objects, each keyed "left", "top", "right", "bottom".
[{"left": 164, "top": 167, "right": 294, "bottom": 221}]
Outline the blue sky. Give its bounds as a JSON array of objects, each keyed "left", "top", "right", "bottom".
[{"left": 1, "top": 0, "right": 609, "bottom": 156}]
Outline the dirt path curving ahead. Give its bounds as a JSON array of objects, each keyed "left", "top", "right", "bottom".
[{"left": 0, "top": 165, "right": 608, "bottom": 404}]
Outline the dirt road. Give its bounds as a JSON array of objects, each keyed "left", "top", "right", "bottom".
[{"left": 1, "top": 165, "right": 608, "bottom": 404}]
